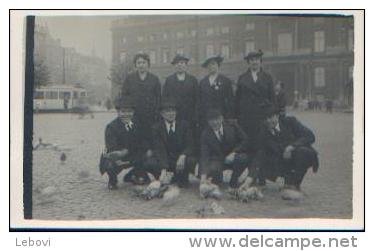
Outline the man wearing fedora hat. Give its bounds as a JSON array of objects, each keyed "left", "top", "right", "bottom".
[
  {"left": 151, "top": 98, "right": 197, "bottom": 187},
  {"left": 236, "top": 50, "right": 275, "bottom": 147},
  {"left": 121, "top": 52, "right": 161, "bottom": 154},
  {"left": 101, "top": 97, "right": 159, "bottom": 190},
  {"left": 256, "top": 102, "right": 319, "bottom": 199},
  {"left": 199, "top": 109, "right": 251, "bottom": 191},
  {"left": 162, "top": 54, "right": 199, "bottom": 152},
  {"left": 198, "top": 55, "right": 235, "bottom": 131}
]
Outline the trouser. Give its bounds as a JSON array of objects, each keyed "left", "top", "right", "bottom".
[
  {"left": 258, "top": 146, "right": 319, "bottom": 188},
  {"left": 282, "top": 146, "right": 318, "bottom": 187},
  {"left": 107, "top": 157, "right": 160, "bottom": 186},
  {"left": 168, "top": 156, "right": 197, "bottom": 186},
  {"left": 204, "top": 153, "right": 250, "bottom": 188}
]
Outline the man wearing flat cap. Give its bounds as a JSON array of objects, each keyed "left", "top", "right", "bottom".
[
  {"left": 101, "top": 97, "right": 159, "bottom": 190},
  {"left": 256, "top": 102, "right": 319, "bottom": 200},
  {"left": 121, "top": 52, "right": 161, "bottom": 154},
  {"left": 235, "top": 50, "right": 275, "bottom": 183},
  {"left": 198, "top": 55, "right": 235, "bottom": 131},
  {"left": 199, "top": 109, "right": 251, "bottom": 191},
  {"left": 151, "top": 98, "right": 197, "bottom": 187},
  {"left": 162, "top": 54, "right": 199, "bottom": 153}
]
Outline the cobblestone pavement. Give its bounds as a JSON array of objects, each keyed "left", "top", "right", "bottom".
[{"left": 32, "top": 110, "right": 353, "bottom": 220}]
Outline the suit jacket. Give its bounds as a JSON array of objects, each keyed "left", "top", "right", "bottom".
[
  {"left": 162, "top": 73, "right": 199, "bottom": 124},
  {"left": 235, "top": 69, "right": 275, "bottom": 139},
  {"left": 105, "top": 117, "right": 150, "bottom": 163},
  {"left": 198, "top": 74, "right": 235, "bottom": 127},
  {"left": 275, "top": 90, "right": 287, "bottom": 114},
  {"left": 257, "top": 116, "right": 315, "bottom": 172},
  {"left": 200, "top": 121, "right": 248, "bottom": 174},
  {"left": 152, "top": 120, "right": 194, "bottom": 170}
]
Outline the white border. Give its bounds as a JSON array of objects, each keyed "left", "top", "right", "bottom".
[{"left": 10, "top": 9, "right": 364, "bottom": 230}]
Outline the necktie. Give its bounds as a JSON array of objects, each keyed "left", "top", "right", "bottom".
[
  {"left": 217, "top": 129, "right": 223, "bottom": 141},
  {"left": 126, "top": 123, "right": 132, "bottom": 131}
]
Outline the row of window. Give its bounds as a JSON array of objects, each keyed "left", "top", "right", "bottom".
[
  {"left": 34, "top": 91, "right": 86, "bottom": 100},
  {"left": 121, "top": 29, "right": 353, "bottom": 64},
  {"left": 123, "top": 23, "right": 256, "bottom": 44}
]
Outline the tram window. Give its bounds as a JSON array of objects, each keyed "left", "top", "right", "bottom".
[
  {"left": 45, "top": 91, "right": 58, "bottom": 99},
  {"left": 34, "top": 91, "right": 44, "bottom": 99},
  {"left": 80, "top": 92, "right": 86, "bottom": 97},
  {"left": 59, "top": 91, "right": 71, "bottom": 99},
  {"left": 73, "top": 91, "right": 78, "bottom": 99}
]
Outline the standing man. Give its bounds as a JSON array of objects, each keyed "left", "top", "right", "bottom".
[
  {"left": 275, "top": 80, "right": 287, "bottom": 116},
  {"left": 198, "top": 55, "right": 235, "bottom": 131},
  {"left": 200, "top": 109, "right": 251, "bottom": 191},
  {"left": 121, "top": 52, "right": 161, "bottom": 147},
  {"left": 152, "top": 99, "right": 197, "bottom": 187},
  {"left": 163, "top": 54, "right": 199, "bottom": 153},
  {"left": 101, "top": 98, "right": 159, "bottom": 190},
  {"left": 257, "top": 102, "right": 319, "bottom": 199}
]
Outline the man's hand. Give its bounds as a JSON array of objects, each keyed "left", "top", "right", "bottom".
[
  {"left": 224, "top": 152, "right": 236, "bottom": 164},
  {"left": 176, "top": 154, "right": 186, "bottom": 172},
  {"left": 146, "top": 149, "right": 153, "bottom": 158},
  {"left": 283, "top": 145, "right": 295, "bottom": 159}
]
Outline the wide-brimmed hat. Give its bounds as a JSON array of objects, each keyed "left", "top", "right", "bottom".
[
  {"left": 114, "top": 97, "right": 136, "bottom": 110},
  {"left": 206, "top": 109, "right": 223, "bottom": 121},
  {"left": 160, "top": 98, "right": 178, "bottom": 110},
  {"left": 202, "top": 55, "right": 224, "bottom": 68},
  {"left": 244, "top": 50, "right": 264, "bottom": 61},
  {"left": 171, "top": 54, "right": 190, "bottom": 65}
]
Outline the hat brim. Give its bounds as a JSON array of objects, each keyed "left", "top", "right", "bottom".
[
  {"left": 202, "top": 56, "right": 224, "bottom": 68},
  {"left": 171, "top": 57, "right": 189, "bottom": 65}
]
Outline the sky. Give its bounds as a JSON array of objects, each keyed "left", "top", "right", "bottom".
[{"left": 37, "top": 16, "right": 118, "bottom": 65}]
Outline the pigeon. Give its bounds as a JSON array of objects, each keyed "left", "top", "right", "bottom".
[
  {"left": 60, "top": 152, "right": 66, "bottom": 164},
  {"left": 281, "top": 188, "right": 304, "bottom": 201},
  {"left": 142, "top": 180, "right": 161, "bottom": 200},
  {"left": 162, "top": 185, "right": 180, "bottom": 206},
  {"left": 199, "top": 180, "right": 222, "bottom": 199},
  {"left": 210, "top": 201, "right": 225, "bottom": 215}
]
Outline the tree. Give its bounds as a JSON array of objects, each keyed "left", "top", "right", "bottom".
[
  {"left": 108, "top": 62, "right": 132, "bottom": 98},
  {"left": 34, "top": 58, "right": 51, "bottom": 89}
]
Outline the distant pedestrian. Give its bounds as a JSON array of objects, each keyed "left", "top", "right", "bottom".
[{"left": 275, "top": 80, "right": 287, "bottom": 116}]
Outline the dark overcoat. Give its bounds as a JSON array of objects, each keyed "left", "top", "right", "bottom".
[
  {"left": 257, "top": 116, "right": 318, "bottom": 181},
  {"left": 102, "top": 117, "right": 150, "bottom": 175},
  {"left": 200, "top": 121, "right": 248, "bottom": 175},
  {"left": 162, "top": 73, "right": 199, "bottom": 125},
  {"left": 198, "top": 74, "right": 235, "bottom": 128},
  {"left": 235, "top": 69, "right": 275, "bottom": 147},
  {"left": 152, "top": 120, "right": 194, "bottom": 171}
]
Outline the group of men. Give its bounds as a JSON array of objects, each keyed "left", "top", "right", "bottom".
[{"left": 100, "top": 50, "right": 319, "bottom": 201}]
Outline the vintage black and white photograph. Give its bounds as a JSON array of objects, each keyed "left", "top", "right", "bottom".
[{"left": 10, "top": 10, "right": 364, "bottom": 229}]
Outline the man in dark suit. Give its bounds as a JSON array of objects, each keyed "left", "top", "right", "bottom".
[
  {"left": 200, "top": 109, "right": 250, "bottom": 190},
  {"left": 236, "top": 50, "right": 275, "bottom": 152},
  {"left": 152, "top": 99, "right": 197, "bottom": 187},
  {"left": 257, "top": 103, "right": 319, "bottom": 199},
  {"left": 198, "top": 55, "right": 235, "bottom": 130},
  {"left": 121, "top": 52, "right": 161, "bottom": 149},
  {"left": 275, "top": 80, "right": 287, "bottom": 117},
  {"left": 101, "top": 98, "right": 159, "bottom": 190}
]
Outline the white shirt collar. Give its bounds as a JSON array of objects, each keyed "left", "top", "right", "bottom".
[
  {"left": 165, "top": 120, "right": 175, "bottom": 132},
  {"left": 209, "top": 73, "right": 219, "bottom": 86},
  {"left": 214, "top": 124, "right": 224, "bottom": 139},
  {"left": 176, "top": 72, "right": 186, "bottom": 81}
]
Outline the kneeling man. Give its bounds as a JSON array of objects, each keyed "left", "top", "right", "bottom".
[
  {"left": 152, "top": 99, "right": 197, "bottom": 187},
  {"left": 101, "top": 98, "right": 158, "bottom": 190},
  {"left": 257, "top": 102, "right": 319, "bottom": 199},
  {"left": 200, "top": 109, "right": 250, "bottom": 192}
]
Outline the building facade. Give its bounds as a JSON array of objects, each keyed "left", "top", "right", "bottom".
[
  {"left": 111, "top": 15, "right": 354, "bottom": 105},
  {"left": 34, "top": 24, "right": 111, "bottom": 103}
]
